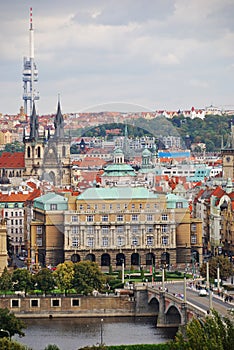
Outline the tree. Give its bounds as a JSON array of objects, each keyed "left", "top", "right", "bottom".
[
  {"left": 73, "top": 261, "right": 105, "bottom": 295},
  {"left": 53, "top": 261, "right": 74, "bottom": 295},
  {"left": 0, "top": 338, "right": 30, "bottom": 350},
  {"left": 169, "top": 309, "right": 234, "bottom": 350},
  {"left": 0, "top": 307, "right": 26, "bottom": 338},
  {"left": 44, "top": 345, "right": 60, "bottom": 350},
  {"left": 12, "top": 269, "right": 33, "bottom": 296},
  {"left": 34, "top": 268, "right": 55, "bottom": 295},
  {"left": 200, "top": 256, "right": 233, "bottom": 281},
  {"left": 0, "top": 267, "right": 13, "bottom": 294}
]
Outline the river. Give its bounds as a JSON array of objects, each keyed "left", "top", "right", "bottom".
[{"left": 14, "top": 317, "right": 178, "bottom": 350}]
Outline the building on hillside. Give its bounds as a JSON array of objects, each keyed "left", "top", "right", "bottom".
[{"left": 29, "top": 187, "right": 202, "bottom": 270}]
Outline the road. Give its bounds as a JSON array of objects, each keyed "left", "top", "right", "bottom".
[{"left": 162, "top": 281, "right": 233, "bottom": 317}]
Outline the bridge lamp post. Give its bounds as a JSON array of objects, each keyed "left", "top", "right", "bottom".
[
  {"left": 0, "top": 329, "right": 10, "bottom": 339},
  {"left": 206, "top": 261, "right": 210, "bottom": 290},
  {"left": 184, "top": 272, "right": 187, "bottom": 303},
  {"left": 162, "top": 264, "right": 165, "bottom": 291},
  {"left": 100, "top": 318, "right": 103, "bottom": 345},
  {"left": 217, "top": 263, "right": 220, "bottom": 291},
  {"left": 121, "top": 259, "right": 125, "bottom": 285}
]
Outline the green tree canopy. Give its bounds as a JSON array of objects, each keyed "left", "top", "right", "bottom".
[
  {"left": 73, "top": 261, "right": 105, "bottom": 295},
  {"left": 169, "top": 309, "right": 234, "bottom": 350},
  {"left": 53, "top": 261, "right": 74, "bottom": 295},
  {"left": 0, "top": 338, "right": 30, "bottom": 350},
  {"left": 12, "top": 269, "right": 33, "bottom": 296},
  {"left": 33, "top": 268, "right": 55, "bottom": 295},
  {"left": 0, "top": 307, "right": 26, "bottom": 339},
  {"left": 0, "top": 267, "right": 13, "bottom": 294},
  {"left": 200, "top": 256, "right": 233, "bottom": 281}
]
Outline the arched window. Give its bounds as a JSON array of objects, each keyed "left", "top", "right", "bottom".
[
  {"left": 62, "top": 145, "right": 66, "bottom": 157},
  {"left": 27, "top": 146, "right": 31, "bottom": 158},
  {"left": 37, "top": 146, "right": 41, "bottom": 158}
]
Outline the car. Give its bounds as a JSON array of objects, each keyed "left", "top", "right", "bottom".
[{"left": 199, "top": 288, "right": 208, "bottom": 296}]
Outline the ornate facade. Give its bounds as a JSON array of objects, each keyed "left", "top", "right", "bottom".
[{"left": 30, "top": 187, "right": 202, "bottom": 270}]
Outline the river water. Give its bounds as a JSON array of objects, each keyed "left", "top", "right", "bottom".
[{"left": 14, "top": 317, "right": 178, "bottom": 350}]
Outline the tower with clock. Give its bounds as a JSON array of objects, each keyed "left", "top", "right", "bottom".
[{"left": 221, "top": 123, "right": 234, "bottom": 180}]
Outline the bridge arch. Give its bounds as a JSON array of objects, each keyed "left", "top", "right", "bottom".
[
  {"left": 148, "top": 296, "right": 160, "bottom": 313},
  {"left": 165, "top": 304, "right": 181, "bottom": 325}
]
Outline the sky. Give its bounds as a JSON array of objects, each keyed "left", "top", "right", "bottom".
[{"left": 1, "top": 0, "right": 234, "bottom": 115}]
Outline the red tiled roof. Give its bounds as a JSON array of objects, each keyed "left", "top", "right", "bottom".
[{"left": 0, "top": 152, "right": 25, "bottom": 168}]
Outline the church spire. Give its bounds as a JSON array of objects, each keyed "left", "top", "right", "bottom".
[
  {"left": 54, "top": 96, "right": 64, "bottom": 138},
  {"left": 29, "top": 101, "right": 39, "bottom": 140}
]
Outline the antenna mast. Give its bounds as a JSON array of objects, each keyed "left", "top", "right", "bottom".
[{"left": 22, "top": 7, "right": 39, "bottom": 116}]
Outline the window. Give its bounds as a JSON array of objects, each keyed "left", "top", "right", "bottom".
[
  {"left": 102, "top": 237, "right": 109, "bottom": 247},
  {"left": 11, "top": 299, "right": 20, "bottom": 308},
  {"left": 94, "top": 204, "right": 98, "bottom": 210},
  {"left": 132, "top": 225, "right": 139, "bottom": 233},
  {"left": 102, "top": 204, "right": 106, "bottom": 210},
  {"left": 87, "top": 215, "right": 93, "bottom": 222},
  {"left": 176, "top": 202, "right": 183, "bottom": 208},
  {"left": 131, "top": 203, "right": 135, "bottom": 209},
  {"left": 162, "top": 236, "right": 168, "bottom": 245},
  {"left": 191, "top": 235, "right": 197, "bottom": 244},
  {"left": 50, "top": 204, "right": 57, "bottom": 210},
  {"left": 117, "top": 236, "right": 124, "bottom": 246},
  {"left": 5, "top": 212, "right": 8, "bottom": 217},
  {"left": 109, "top": 204, "right": 112, "bottom": 210},
  {"left": 146, "top": 203, "right": 150, "bottom": 209},
  {"left": 191, "top": 223, "right": 196, "bottom": 232},
  {"left": 147, "top": 214, "right": 153, "bottom": 221},
  {"left": 146, "top": 226, "right": 153, "bottom": 233},
  {"left": 147, "top": 236, "right": 153, "bottom": 246},
  {"left": 72, "top": 237, "right": 79, "bottom": 248},
  {"left": 87, "top": 226, "right": 94, "bottom": 235},
  {"left": 19, "top": 219, "right": 22, "bottom": 225},
  {"left": 79, "top": 204, "right": 83, "bottom": 210},
  {"left": 102, "top": 226, "right": 109, "bottom": 234},
  {"left": 162, "top": 225, "right": 168, "bottom": 233},
  {"left": 72, "top": 299, "right": 80, "bottom": 307},
  {"left": 116, "top": 204, "right": 120, "bottom": 210},
  {"left": 132, "top": 214, "right": 138, "bottom": 221},
  {"left": 117, "top": 214, "right": 123, "bottom": 222},
  {"left": 31, "top": 299, "right": 39, "bottom": 307},
  {"left": 132, "top": 237, "right": 138, "bottom": 246},
  {"left": 15, "top": 220, "right": 18, "bottom": 225},
  {"left": 87, "top": 237, "right": 94, "bottom": 247},
  {"left": 51, "top": 299, "right": 60, "bottom": 307},
  {"left": 37, "top": 226, "right": 42, "bottom": 234},
  {"left": 161, "top": 214, "right": 168, "bottom": 221},
  {"left": 102, "top": 215, "right": 108, "bottom": 222},
  {"left": 139, "top": 203, "right": 142, "bottom": 209},
  {"left": 117, "top": 226, "right": 124, "bottom": 233},
  {"left": 72, "top": 215, "right": 78, "bottom": 222},
  {"left": 87, "top": 204, "right": 90, "bottom": 210},
  {"left": 71, "top": 226, "right": 78, "bottom": 234}
]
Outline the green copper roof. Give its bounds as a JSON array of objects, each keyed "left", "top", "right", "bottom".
[
  {"left": 34, "top": 192, "right": 68, "bottom": 210},
  {"left": 77, "top": 187, "right": 158, "bottom": 200},
  {"left": 166, "top": 193, "right": 188, "bottom": 209},
  {"left": 102, "top": 163, "right": 136, "bottom": 177}
]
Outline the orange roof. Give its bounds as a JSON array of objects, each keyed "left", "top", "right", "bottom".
[{"left": 0, "top": 152, "right": 25, "bottom": 168}]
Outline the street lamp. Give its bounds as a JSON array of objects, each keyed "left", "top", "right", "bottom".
[
  {"left": 100, "top": 318, "right": 103, "bottom": 345},
  {"left": 0, "top": 329, "right": 10, "bottom": 338}
]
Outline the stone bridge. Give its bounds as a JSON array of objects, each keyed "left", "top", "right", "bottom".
[{"left": 134, "top": 285, "right": 207, "bottom": 327}]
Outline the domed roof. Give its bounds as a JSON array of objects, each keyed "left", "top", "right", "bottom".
[
  {"left": 114, "top": 148, "right": 124, "bottom": 155},
  {"left": 142, "top": 148, "right": 151, "bottom": 157}
]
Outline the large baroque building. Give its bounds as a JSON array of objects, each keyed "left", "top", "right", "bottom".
[{"left": 30, "top": 187, "right": 202, "bottom": 270}]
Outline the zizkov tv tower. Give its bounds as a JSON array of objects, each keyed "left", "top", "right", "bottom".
[{"left": 22, "top": 8, "right": 39, "bottom": 116}]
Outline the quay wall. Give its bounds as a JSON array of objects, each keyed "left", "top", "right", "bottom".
[{"left": 0, "top": 291, "right": 157, "bottom": 319}]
